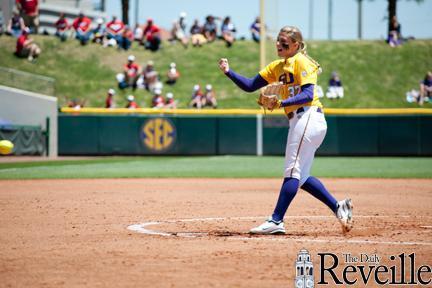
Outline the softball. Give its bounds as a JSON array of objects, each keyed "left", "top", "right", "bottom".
[{"left": 0, "top": 140, "right": 14, "bottom": 155}]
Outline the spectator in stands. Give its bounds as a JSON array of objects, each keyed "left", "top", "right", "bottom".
[
  {"left": 117, "top": 25, "right": 133, "bottom": 51},
  {"left": 15, "top": 27, "right": 41, "bottom": 62},
  {"left": 151, "top": 88, "right": 165, "bottom": 108},
  {"left": 141, "top": 19, "right": 161, "bottom": 52},
  {"left": 117, "top": 55, "right": 140, "bottom": 90},
  {"left": 105, "top": 88, "right": 116, "bottom": 108},
  {"left": 203, "top": 84, "right": 217, "bottom": 108},
  {"left": 250, "top": 16, "right": 261, "bottom": 43},
  {"left": 419, "top": 71, "right": 432, "bottom": 105},
  {"left": 125, "top": 95, "right": 139, "bottom": 109},
  {"left": 137, "top": 60, "right": 153, "bottom": 89},
  {"left": 67, "top": 98, "right": 86, "bottom": 109},
  {"left": 105, "top": 15, "right": 124, "bottom": 46},
  {"left": 221, "top": 16, "right": 236, "bottom": 47},
  {"left": 91, "top": 18, "right": 105, "bottom": 44},
  {"left": 387, "top": 16, "right": 402, "bottom": 48},
  {"left": 54, "top": 12, "right": 69, "bottom": 42},
  {"left": 72, "top": 12, "right": 92, "bottom": 45},
  {"left": 166, "top": 62, "right": 180, "bottom": 85},
  {"left": 170, "top": 12, "right": 188, "bottom": 48},
  {"left": 6, "top": 9, "right": 25, "bottom": 38},
  {"left": 147, "top": 71, "right": 163, "bottom": 93},
  {"left": 137, "top": 60, "right": 160, "bottom": 91},
  {"left": 326, "top": 71, "right": 344, "bottom": 99},
  {"left": 315, "top": 85, "right": 324, "bottom": 98},
  {"left": 190, "top": 19, "right": 206, "bottom": 47},
  {"left": 164, "top": 92, "right": 177, "bottom": 109},
  {"left": 203, "top": 15, "right": 218, "bottom": 43},
  {"left": 16, "top": 0, "right": 39, "bottom": 34},
  {"left": 133, "top": 23, "right": 143, "bottom": 43},
  {"left": 189, "top": 84, "right": 204, "bottom": 109}
]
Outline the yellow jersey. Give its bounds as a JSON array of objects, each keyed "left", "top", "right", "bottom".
[{"left": 259, "top": 52, "right": 323, "bottom": 114}]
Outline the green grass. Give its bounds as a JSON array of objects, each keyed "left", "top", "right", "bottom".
[
  {"left": 0, "top": 156, "right": 430, "bottom": 179},
  {"left": 0, "top": 36, "right": 431, "bottom": 109}
]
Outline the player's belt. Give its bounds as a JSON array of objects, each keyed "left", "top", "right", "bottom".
[{"left": 287, "top": 106, "right": 323, "bottom": 120}]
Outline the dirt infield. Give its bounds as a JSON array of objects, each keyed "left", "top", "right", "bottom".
[{"left": 1, "top": 178, "right": 431, "bottom": 287}]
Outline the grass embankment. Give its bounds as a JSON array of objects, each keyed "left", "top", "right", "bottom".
[
  {"left": 0, "top": 156, "right": 430, "bottom": 179},
  {"left": 0, "top": 36, "right": 431, "bottom": 108}
]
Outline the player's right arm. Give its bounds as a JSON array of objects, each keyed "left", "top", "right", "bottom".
[{"left": 218, "top": 58, "right": 268, "bottom": 92}]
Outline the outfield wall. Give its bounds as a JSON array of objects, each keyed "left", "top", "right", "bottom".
[
  {"left": 0, "top": 85, "right": 58, "bottom": 156},
  {"left": 58, "top": 113, "right": 432, "bottom": 156}
]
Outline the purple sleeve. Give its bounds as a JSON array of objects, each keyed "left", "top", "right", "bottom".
[
  {"left": 280, "top": 84, "right": 314, "bottom": 107},
  {"left": 225, "top": 69, "right": 268, "bottom": 92}
]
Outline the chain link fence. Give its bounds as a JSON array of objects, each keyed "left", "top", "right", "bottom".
[{"left": 0, "top": 66, "right": 56, "bottom": 96}]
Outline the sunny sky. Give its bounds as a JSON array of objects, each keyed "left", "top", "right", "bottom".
[{"left": 105, "top": 0, "right": 432, "bottom": 41}]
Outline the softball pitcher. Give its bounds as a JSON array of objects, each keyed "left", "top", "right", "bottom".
[{"left": 218, "top": 26, "right": 353, "bottom": 235}]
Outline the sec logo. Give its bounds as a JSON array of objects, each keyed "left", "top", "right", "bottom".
[{"left": 141, "top": 118, "right": 176, "bottom": 152}]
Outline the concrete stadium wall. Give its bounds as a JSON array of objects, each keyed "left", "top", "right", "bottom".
[{"left": 0, "top": 85, "right": 58, "bottom": 156}]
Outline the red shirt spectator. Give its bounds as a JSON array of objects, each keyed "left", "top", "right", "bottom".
[
  {"left": 126, "top": 95, "right": 139, "bottom": 109},
  {"left": 151, "top": 89, "right": 165, "bottom": 108},
  {"left": 142, "top": 19, "right": 160, "bottom": 42},
  {"left": 105, "top": 89, "right": 115, "bottom": 108},
  {"left": 16, "top": 33, "right": 27, "bottom": 54},
  {"left": 16, "top": 0, "right": 38, "bottom": 16},
  {"left": 124, "top": 62, "right": 140, "bottom": 78},
  {"left": 106, "top": 17, "right": 125, "bottom": 35},
  {"left": 72, "top": 15, "right": 92, "bottom": 33},
  {"left": 55, "top": 14, "right": 69, "bottom": 32},
  {"left": 122, "top": 27, "right": 134, "bottom": 40}
]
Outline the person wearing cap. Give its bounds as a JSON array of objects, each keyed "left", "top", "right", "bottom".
[
  {"left": 92, "top": 18, "right": 105, "bottom": 44},
  {"left": 105, "top": 89, "right": 116, "bottom": 108},
  {"left": 72, "top": 12, "right": 92, "bottom": 45},
  {"left": 14, "top": 27, "right": 41, "bottom": 62},
  {"left": 203, "top": 84, "right": 218, "bottom": 108},
  {"left": 164, "top": 92, "right": 177, "bottom": 109},
  {"left": 54, "top": 12, "right": 69, "bottom": 42},
  {"left": 189, "top": 84, "right": 204, "bottom": 109},
  {"left": 6, "top": 9, "right": 25, "bottom": 38},
  {"left": 141, "top": 18, "right": 161, "bottom": 51},
  {"left": 125, "top": 95, "right": 139, "bottom": 109},
  {"left": 16, "top": 0, "right": 39, "bottom": 34},
  {"left": 151, "top": 88, "right": 165, "bottom": 108},
  {"left": 122, "top": 55, "right": 140, "bottom": 90},
  {"left": 105, "top": 15, "right": 125, "bottom": 46},
  {"left": 166, "top": 62, "right": 180, "bottom": 85}
]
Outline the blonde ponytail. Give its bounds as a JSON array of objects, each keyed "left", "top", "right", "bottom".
[{"left": 279, "top": 26, "right": 322, "bottom": 74}]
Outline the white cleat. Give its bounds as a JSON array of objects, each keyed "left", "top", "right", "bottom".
[
  {"left": 336, "top": 199, "right": 353, "bottom": 233},
  {"left": 249, "top": 217, "right": 286, "bottom": 235}
]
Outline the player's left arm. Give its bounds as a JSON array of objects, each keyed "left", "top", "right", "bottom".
[{"left": 279, "top": 58, "right": 318, "bottom": 107}]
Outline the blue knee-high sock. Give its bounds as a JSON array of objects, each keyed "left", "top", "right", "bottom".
[
  {"left": 272, "top": 177, "right": 299, "bottom": 222},
  {"left": 301, "top": 176, "right": 338, "bottom": 213}
]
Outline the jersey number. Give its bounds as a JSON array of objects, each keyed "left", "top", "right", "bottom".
[{"left": 288, "top": 85, "right": 301, "bottom": 98}]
